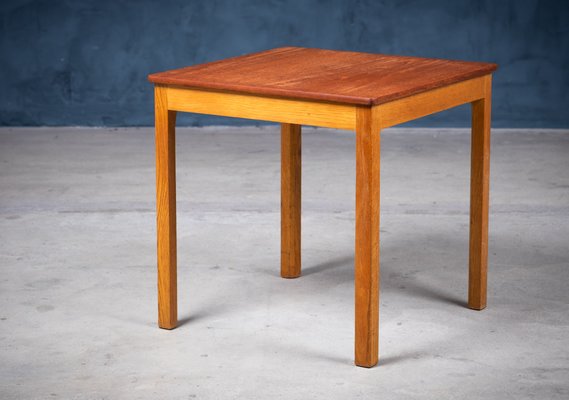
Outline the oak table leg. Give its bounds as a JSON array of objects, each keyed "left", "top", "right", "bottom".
[
  {"left": 468, "top": 77, "right": 492, "bottom": 310},
  {"left": 155, "top": 85, "right": 178, "bottom": 329},
  {"left": 281, "top": 123, "right": 302, "bottom": 278},
  {"left": 354, "top": 107, "right": 380, "bottom": 367}
]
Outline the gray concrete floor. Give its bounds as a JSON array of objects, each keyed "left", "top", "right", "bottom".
[{"left": 0, "top": 126, "right": 568, "bottom": 399}]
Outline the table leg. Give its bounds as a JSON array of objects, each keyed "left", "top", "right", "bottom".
[
  {"left": 354, "top": 107, "right": 380, "bottom": 367},
  {"left": 281, "top": 123, "right": 302, "bottom": 278},
  {"left": 468, "top": 76, "right": 492, "bottom": 310},
  {"left": 155, "top": 85, "right": 178, "bottom": 329}
]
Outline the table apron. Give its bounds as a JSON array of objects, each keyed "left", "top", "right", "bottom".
[
  {"left": 160, "top": 74, "right": 490, "bottom": 131},
  {"left": 376, "top": 75, "right": 490, "bottom": 129},
  {"left": 165, "top": 86, "right": 356, "bottom": 130}
]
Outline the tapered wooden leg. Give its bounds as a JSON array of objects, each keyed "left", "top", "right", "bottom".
[
  {"left": 354, "top": 107, "right": 380, "bottom": 367},
  {"left": 155, "top": 85, "right": 178, "bottom": 329},
  {"left": 281, "top": 123, "right": 302, "bottom": 278},
  {"left": 468, "top": 76, "right": 492, "bottom": 310}
]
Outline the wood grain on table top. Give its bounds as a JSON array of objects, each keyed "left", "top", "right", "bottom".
[{"left": 148, "top": 47, "right": 497, "bottom": 106}]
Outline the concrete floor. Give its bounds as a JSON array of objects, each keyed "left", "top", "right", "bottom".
[{"left": 0, "top": 126, "right": 568, "bottom": 399}]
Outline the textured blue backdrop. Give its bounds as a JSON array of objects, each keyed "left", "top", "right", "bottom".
[{"left": 1, "top": 0, "right": 568, "bottom": 127}]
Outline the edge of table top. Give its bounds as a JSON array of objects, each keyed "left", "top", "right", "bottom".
[{"left": 148, "top": 47, "right": 497, "bottom": 106}]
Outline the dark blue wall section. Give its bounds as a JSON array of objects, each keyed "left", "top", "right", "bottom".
[{"left": 1, "top": 0, "right": 568, "bottom": 127}]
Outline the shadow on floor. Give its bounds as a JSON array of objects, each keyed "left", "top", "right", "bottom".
[
  {"left": 397, "top": 278, "right": 467, "bottom": 308},
  {"left": 177, "top": 300, "right": 236, "bottom": 327},
  {"left": 301, "top": 255, "right": 354, "bottom": 276},
  {"left": 301, "top": 253, "right": 467, "bottom": 308}
]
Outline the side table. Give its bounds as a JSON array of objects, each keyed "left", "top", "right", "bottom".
[{"left": 148, "top": 47, "right": 497, "bottom": 367}]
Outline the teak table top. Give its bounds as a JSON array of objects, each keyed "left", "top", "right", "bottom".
[{"left": 148, "top": 46, "right": 497, "bottom": 106}]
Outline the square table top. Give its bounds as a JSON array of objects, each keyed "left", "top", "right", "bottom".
[{"left": 148, "top": 47, "right": 497, "bottom": 106}]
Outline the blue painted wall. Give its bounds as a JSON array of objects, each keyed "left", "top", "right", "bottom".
[{"left": 1, "top": 0, "right": 568, "bottom": 127}]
